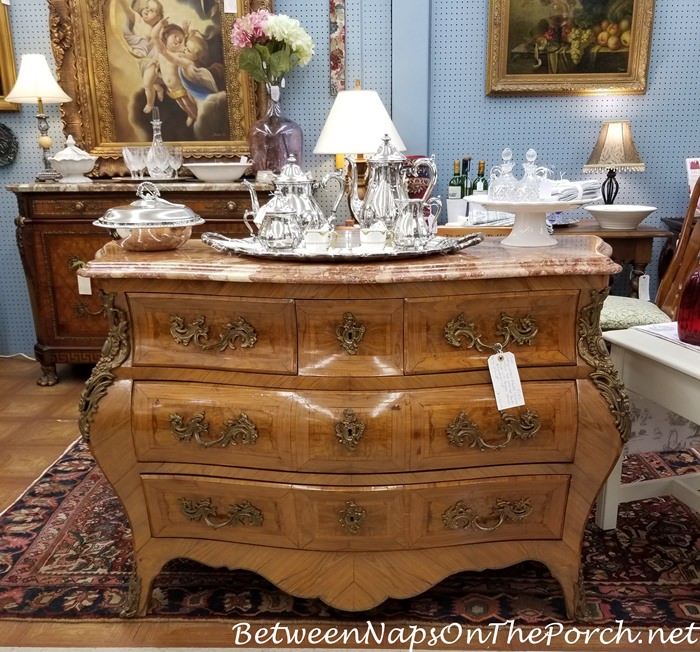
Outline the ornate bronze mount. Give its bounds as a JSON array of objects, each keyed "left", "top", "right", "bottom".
[
  {"left": 446, "top": 408, "right": 540, "bottom": 450},
  {"left": 170, "top": 411, "right": 258, "bottom": 448},
  {"left": 335, "top": 408, "right": 366, "bottom": 451},
  {"left": 444, "top": 313, "right": 538, "bottom": 352},
  {"left": 179, "top": 497, "right": 263, "bottom": 529},
  {"left": 442, "top": 497, "right": 532, "bottom": 532},
  {"left": 169, "top": 315, "right": 257, "bottom": 352},
  {"left": 335, "top": 312, "right": 366, "bottom": 355},
  {"left": 339, "top": 500, "right": 367, "bottom": 534},
  {"left": 578, "top": 289, "right": 632, "bottom": 443},
  {"left": 78, "top": 291, "right": 130, "bottom": 442}
]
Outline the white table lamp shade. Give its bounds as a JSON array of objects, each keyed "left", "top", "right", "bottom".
[
  {"left": 5, "top": 54, "right": 71, "bottom": 104},
  {"left": 314, "top": 89, "right": 406, "bottom": 156}
]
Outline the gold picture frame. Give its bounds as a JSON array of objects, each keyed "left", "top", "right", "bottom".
[
  {"left": 486, "top": 0, "right": 655, "bottom": 96},
  {"left": 0, "top": 4, "right": 18, "bottom": 111},
  {"left": 48, "top": 0, "right": 271, "bottom": 176}
]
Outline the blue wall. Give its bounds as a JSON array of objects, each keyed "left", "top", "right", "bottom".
[{"left": 1, "top": 0, "right": 699, "bottom": 355}]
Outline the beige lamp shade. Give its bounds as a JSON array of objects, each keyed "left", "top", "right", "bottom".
[
  {"left": 583, "top": 120, "right": 645, "bottom": 172},
  {"left": 314, "top": 89, "right": 406, "bottom": 156},
  {"left": 5, "top": 54, "right": 71, "bottom": 105}
]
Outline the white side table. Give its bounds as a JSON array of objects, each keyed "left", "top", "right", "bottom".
[{"left": 597, "top": 326, "right": 700, "bottom": 529}]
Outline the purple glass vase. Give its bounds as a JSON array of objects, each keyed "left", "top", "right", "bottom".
[
  {"left": 678, "top": 257, "right": 700, "bottom": 346},
  {"left": 249, "top": 82, "right": 303, "bottom": 174}
]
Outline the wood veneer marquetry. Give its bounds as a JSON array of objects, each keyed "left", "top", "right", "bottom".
[{"left": 78, "top": 237, "right": 626, "bottom": 621}]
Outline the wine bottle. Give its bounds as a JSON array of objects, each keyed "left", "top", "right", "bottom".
[
  {"left": 447, "top": 160, "right": 463, "bottom": 199},
  {"left": 471, "top": 159, "right": 488, "bottom": 195},
  {"left": 461, "top": 156, "right": 473, "bottom": 198}
]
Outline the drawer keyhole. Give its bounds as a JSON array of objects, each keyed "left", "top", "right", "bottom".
[{"left": 335, "top": 312, "right": 366, "bottom": 355}]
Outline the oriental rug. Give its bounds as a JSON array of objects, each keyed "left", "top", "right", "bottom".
[{"left": 0, "top": 440, "right": 699, "bottom": 626}]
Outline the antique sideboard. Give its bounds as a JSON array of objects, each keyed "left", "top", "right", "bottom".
[
  {"left": 8, "top": 181, "right": 268, "bottom": 385},
  {"left": 77, "top": 235, "right": 629, "bottom": 619}
]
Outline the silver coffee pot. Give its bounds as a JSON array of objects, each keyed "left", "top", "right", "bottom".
[{"left": 346, "top": 135, "right": 437, "bottom": 229}]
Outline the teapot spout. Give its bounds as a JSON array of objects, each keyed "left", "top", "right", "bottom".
[{"left": 242, "top": 179, "right": 260, "bottom": 215}]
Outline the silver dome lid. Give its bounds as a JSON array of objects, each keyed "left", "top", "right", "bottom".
[{"left": 93, "top": 182, "right": 204, "bottom": 229}]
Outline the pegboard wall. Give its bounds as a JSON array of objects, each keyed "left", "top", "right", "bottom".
[{"left": 0, "top": 0, "right": 698, "bottom": 355}]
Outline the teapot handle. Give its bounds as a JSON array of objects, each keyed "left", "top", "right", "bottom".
[
  {"left": 243, "top": 209, "right": 257, "bottom": 238},
  {"left": 425, "top": 196, "right": 443, "bottom": 233},
  {"left": 411, "top": 156, "right": 438, "bottom": 202},
  {"left": 321, "top": 170, "right": 346, "bottom": 224}
]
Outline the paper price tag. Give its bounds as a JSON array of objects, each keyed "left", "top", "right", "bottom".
[
  {"left": 488, "top": 351, "right": 525, "bottom": 411},
  {"left": 638, "top": 273, "right": 651, "bottom": 302},
  {"left": 77, "top": 274, "right": 92, "bottom": 295}
]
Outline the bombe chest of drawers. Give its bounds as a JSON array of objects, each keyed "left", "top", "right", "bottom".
[{"left": 77, "top": 235, "right": 629, "bottom": 619}]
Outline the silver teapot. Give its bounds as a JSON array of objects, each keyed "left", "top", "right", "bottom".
[
  {"left": 243, "top": 190, "right": 302, "bottom": 250},
  {"left": 346, "top": 135, "right": 437, "bottom": 229},
  {"left": 244, "top": 158, "right": 341, "bottom": 232},
  {"left": 273, "top": 156, "right": 340, "bottom": 231}
]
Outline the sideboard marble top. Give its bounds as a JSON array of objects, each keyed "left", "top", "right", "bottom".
[
  {"left": 80, "top": 236, "right": 620, "bottom": 286},
  {"left": 6, "top": 180, "right": 272, "bottom": 194}
]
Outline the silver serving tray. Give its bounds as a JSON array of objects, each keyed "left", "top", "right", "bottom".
[{"left": 201, "top": 231, "right": 484, "bottom": 262}]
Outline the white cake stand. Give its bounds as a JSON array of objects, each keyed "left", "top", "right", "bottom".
[{"left": 465, "top": 198, "right": 589, "bottom": 247}]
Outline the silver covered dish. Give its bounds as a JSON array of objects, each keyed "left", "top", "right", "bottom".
[{"left": 94, "top": 181, "right": 204, "bottom": 251}]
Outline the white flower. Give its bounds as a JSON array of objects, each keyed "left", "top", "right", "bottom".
[{"left": 264, "top": 14, "right": 315, "bottom": 66}]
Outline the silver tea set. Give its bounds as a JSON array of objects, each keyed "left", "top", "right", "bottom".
[{"left": 242, "top": 136, "right": 442, "bottom": 254}]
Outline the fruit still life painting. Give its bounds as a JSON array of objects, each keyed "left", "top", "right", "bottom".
[{"left": 507, "top": 0, "right": 636, "bottom": 75}]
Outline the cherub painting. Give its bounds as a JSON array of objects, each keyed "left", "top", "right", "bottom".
[{"left": 105, "top": 0, "right": 227, "bottom": 142}]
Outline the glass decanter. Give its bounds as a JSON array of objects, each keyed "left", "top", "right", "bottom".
[
  {"left": 146, "top": 107, "right": 173, "bottom": 179},
  {"left": 489, "top": 147, "right": 516, "bottom": 200}
]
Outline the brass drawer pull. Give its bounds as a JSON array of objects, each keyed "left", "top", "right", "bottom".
[
  {"left": 179, "top": 497, "right": 263, "bottom": 529},
  {"left": 339, "top": 500, "right": 366, "bottom": 534},
  {"left": 335, "top": 312, "right": 365, "bottom": 355},
  {"left": 170, "top": 410, "right": 258, "bottom": 447},
  {"left": 226, "top": 201, "right": 237, "bottom": 212},
  {"left": 446, "top": 408, "right": 540, "bottom": 450},
  {"left": 169, "top": 314, "right": 258, "bottom": 351},
  {"left": 444, "top": 313, "right": 538, "bottom": 352},
  {"left": 335, "top": 408, "right": 365, "bottom": 451},
  {"left": 442, "top": 497, "right": 532, "bottom": 532},
  {"left": 68, "top": 255, "right": 86, "bottom": 271},
  {"left": 73, "top": 201, "right": 86, "bottom": 212}
]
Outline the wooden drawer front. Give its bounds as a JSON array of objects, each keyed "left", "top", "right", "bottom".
[
  {"left": 296, "top": 485, "right": 409, "bottom": 551},
  {"left": 183, "top": 195, "right": 248, "bottom": 220},
  {"left": 410, "top": 382, "right": 577, "bottom": 470},
  {"left": 41, "top": 232, "right": 111, "bottom": 339},
  {"left": 129, "top": 294, "right": 297, "bottom": 373},
  {"left": 293, "top": 391, "right": 407, "bottom": 473},
  {"left": 404, "top": 291, "right": 578, "bottom": 374},
  {"left": 409, "top": 475, "right": 569, "bottom": 548},
  {"left": 132, "top": 382, "right": 294, "bottom": 469},
  {"left": 143, "top": 475, "right": 297, "bottom": 547},
  {"left": 296, "top": 299, "right": 404, "bottom": 376},
  {"left": 28, "top": 195, "right": 127, "bottom": 219}
]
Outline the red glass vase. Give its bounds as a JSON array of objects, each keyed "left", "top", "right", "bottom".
[
  {"left": 677, "top": 259, "right": 700, "bottom": 345},
  {"left": 248, "top": 82, "right": 303, "bottom": 175}
]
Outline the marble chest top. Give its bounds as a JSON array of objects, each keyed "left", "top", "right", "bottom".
[{"left": 79, "top": 236, "right": 620, "bottom": 286}]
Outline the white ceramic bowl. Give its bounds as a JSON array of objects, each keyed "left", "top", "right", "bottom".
[
  {"left": 584, "top": 204, "right": 657, "bottom": 230},
  {"left": 185, "top": 161, "right": 251, "bottom": 183}
]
